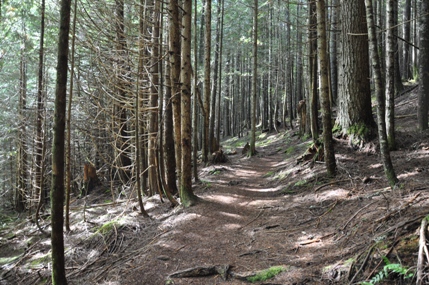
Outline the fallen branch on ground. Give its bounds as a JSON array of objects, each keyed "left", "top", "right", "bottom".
[
  {"left": 169, "top": 264, "right": 230, "bottom": 280},
  {"left": 417, "top": 217, "right": 428, "bottom": 285},
  {"left": 374, "top": 193, "right": 421, "bottom": 224}
]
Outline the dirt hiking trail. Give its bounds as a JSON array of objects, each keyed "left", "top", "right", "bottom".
[{"left": 1, "top": 90, "right": 429, "bottom": 285}]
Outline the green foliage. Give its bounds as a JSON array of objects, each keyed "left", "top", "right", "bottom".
[
  {"left": 29, "top": 254, "right": 50, "bottom": 268},
  {"left": 209, "top": 169, "right": 221, "bottom": 175},
  {"left": 284, "top": 146, "right": 295, "bottom": 154},
  {"left": 264, "top": 171, "right": 275, "bottom": 177},
  {"left": 281, "top": 188, "right": 295, "bottom": 195},
  {"left": 348, "top": 123, "right": 370, "bottom": 138},
  {"left": 301, "top": 133, "right": 311, "bottom": 141},
  {"left": 246, "top": 266, "right": 286, "bottom": 282},
  {"left": 200, "top": 179, "right": 211, "bottom": 188},
  {"left": 332, "top": 123, "right": 342, "bottom": 134},
  {"left": 294, "top": 179, "right": 308, "bottom": 187},
  {"left": 359, "top": 257, "right": 414, "bottom": 285},
  {"left": 94, "top": 220, "right": 119, "bottom": 236},
  {"left": 0, "top": 255, "right": 21, "bottom": 266}
]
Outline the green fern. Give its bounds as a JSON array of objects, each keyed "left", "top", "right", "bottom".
[{"left": 359, "top": 257, "right": 414, "bottom": 285}]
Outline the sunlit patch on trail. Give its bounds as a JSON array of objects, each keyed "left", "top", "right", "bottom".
[{"left": 205, "top": 194, "right": 240, "bottom": 204}]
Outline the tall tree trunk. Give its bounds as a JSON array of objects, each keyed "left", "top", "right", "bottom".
[
  {"left": 135, "top": 0, "right": 149, "bottom": 216},
  {"left": 215, "top": 0, "right": 224, "bottom": 141},
  {"left": 17, "top": 32, "right": 27, "bottom": 213},
  {"left": 329, "top": 0, "right": 339, "bottom": 104},
  {"left": 115, "top": 0, "right": 132, "bottom": 182},
  {"left": 181, "top": 0, "right": 198, "bottom": 206},
  {"left": 295, "top": 0, "right": 303, "bottom": 119},
  {"left": 308, "top": 0, "right": 318, "bottom": 140},
  {"left": 418, "top": 0, "right": 429, "bottom": 130},
  {"left": 403, "top": 0, "right": 412, "bottom": 80},
  {"left": 385, "top": 0, "right": 396, "bottom": 149},
  {"left": 317, "top": 0, "right": 336, "bottom": 177},
  {"left": 202, "top": 0, "right": 211, "bottom": 162},
  {"left": 250, "top": 0, "right": 258, "bottom": 155},
  {"left": 393, "top": 2, "right": 404, "bottom": 93},
  {"left": 336, "top": 0, "right": 376, "bottom": 143},
  {"left": 413, "top": 0, "right": 418, "bottom": 77},
  {"left": 365, "top": 0, "right": 398, "bottom": 187},
  {"left": 51, "top": 0, "right": 71, "bottom": 283},
  {"left": 193, "top": 0, "right": 200, "bottom": 181},
  {"left": 209, "top": 0, "right": 221, "bottom": 152},
  {"left": 169, "top": 0, "right": 182, "bottom": 187},
  {"left": 65, "top": 0, "right": 76, "bottom": 232},
  {"left": 164, "top": 62, "right": 179, "bottom": 195},
  {"left": 149, "top": 0, "right": 160, "bottom": 196},
  {"left": 224, "top": 52, "right": 231, "bottom": 137}
]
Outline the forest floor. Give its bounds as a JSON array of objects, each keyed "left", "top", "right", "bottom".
[{"left": 1, "top": 88, "right": 429, "bottom": 285}]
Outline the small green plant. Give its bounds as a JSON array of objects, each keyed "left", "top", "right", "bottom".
[
  {"left": 301, "top": 133, "right": 311, "bottom": 141},
  {"left": 294, "top": 179, "right": 308, "bottom": 187},
  {"left": 284, "top": 146, "right": 295, "bottom": 154},
  {"left": 359, "top": 257, "right": 414, "bottom": 285},
  {"left": 247, "top": 266, "right": 286, "bottom": 282},
  {"left": 209, "top": 169, "right": 221, "bottom": 175},
  {"left": 264, "top": 171, "right": 275, "bottom": 178},
  {"left": 281, "top": 188, "right": 295, "bottom": 195},
  {"left": 348, "top": 123, "right": 370, "bottom": 138},
  {"left": 94, "top": 220, "right": 119, "bottom": 235},
  {"left": 200, "top": 179, "right": 211, "bottom": 188}
]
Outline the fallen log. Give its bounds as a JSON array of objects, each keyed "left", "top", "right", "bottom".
[{"left": 169, "top": 264, "right": 230, "bottom": 281}]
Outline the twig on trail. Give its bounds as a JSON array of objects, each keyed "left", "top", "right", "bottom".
[
  {"left": 348, "top": 242, "right": 377, "bottom": 285},
  {"left": 397, "top": 84, "right": 418, "bottom": 97},
  {"left": 342, "top": 201, "right": 377, "bottom": 230},
  {"left": 314, "top": 179, "right": 350, "bottom": 192},
  {"left": 376, "top": 214, "right": 426, "bottom": 238},
  {"left": 374, "top": 193, "right": 421, "bottom": 224},
  {"left": 316, "top": 200, "right": 338, "bottom": 227},
  {"left": 366, "top": 240, "right": 399, "bottom": 281},
  {"left": 239, "top": 249, "right": 264, "bottom": 257},
  {"left": 169, "top": 264, "right": 230, "bottom": 281},
  {"left": 417, "top": 217, "right": 428, "bottom": 285},
  {"left": 365, "top": 187, "right": 392, "bottom": 198},
  {"left": 175, "top": 244, "right": 187, "bottom": 252},
  {"left": 239, "top": 209, "right": 264, "bottom": 230},
  {"left": 298, "top": 232, "right": 335, "bottom": 246}
]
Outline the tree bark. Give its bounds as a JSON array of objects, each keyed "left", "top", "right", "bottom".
[
  {"left": 393, "top": 2, "right": 404, "bottom": 93},
  {"left": 403, "top": 0, "right": 412, "bottom": 80},
  {"left": 308, "top": 0, "right": 318, "bottom": 140},
  {"left": 329, "top": 0, "right": 339, "bottom": 104},
  {"left": 65, "top": 0, "right": 76, "bottom": 232},
  {"left": 115, "top": 0, "right": 132, "bottom": 182},
  {"left": 51, "top": 0, "right": 71, "bottom": 283},
  {"left": 169, "top": 0, "right": 182, "bottom": 187},
  {"left": 164, "top": 62, "right": 178, "bottom": 195},
  {"left": 365, "top": 0, "right": 398, "bottom": 187},
  {"left": 250, "top": 0, "right": 258, "bottom": 156},
  {"left": 202, "top": 0, "right": 211, "bottom": 162},
  {"left": 337, "top": 0, "right": 376, "bottom": 142},
  {"left": 317, "top": 0, "right": 336, "bottom": 177},
  {"left": 134, "top": 0, "right": 149, "bottom": 216},
  {"left": 181, "top": 0, "right": 198, "bottom": 206},
  {"left": 209, "top": 0, "right": 222, "bottom": 152},
  {"left": 385, "top": 0, "right": 396, "bottom": 149},
  {"left": 16, "top": 30, "right": 28, "bottom": 212},
  {"left": 418, "top": 0, "right": 429, "bottom": 130},
  {"left": 149, "top": 0, "right": 160, "bottom": 196}
]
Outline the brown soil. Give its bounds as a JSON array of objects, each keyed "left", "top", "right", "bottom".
[{"left": 1, "top": 89, "right": 429, "bottom": 285}]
